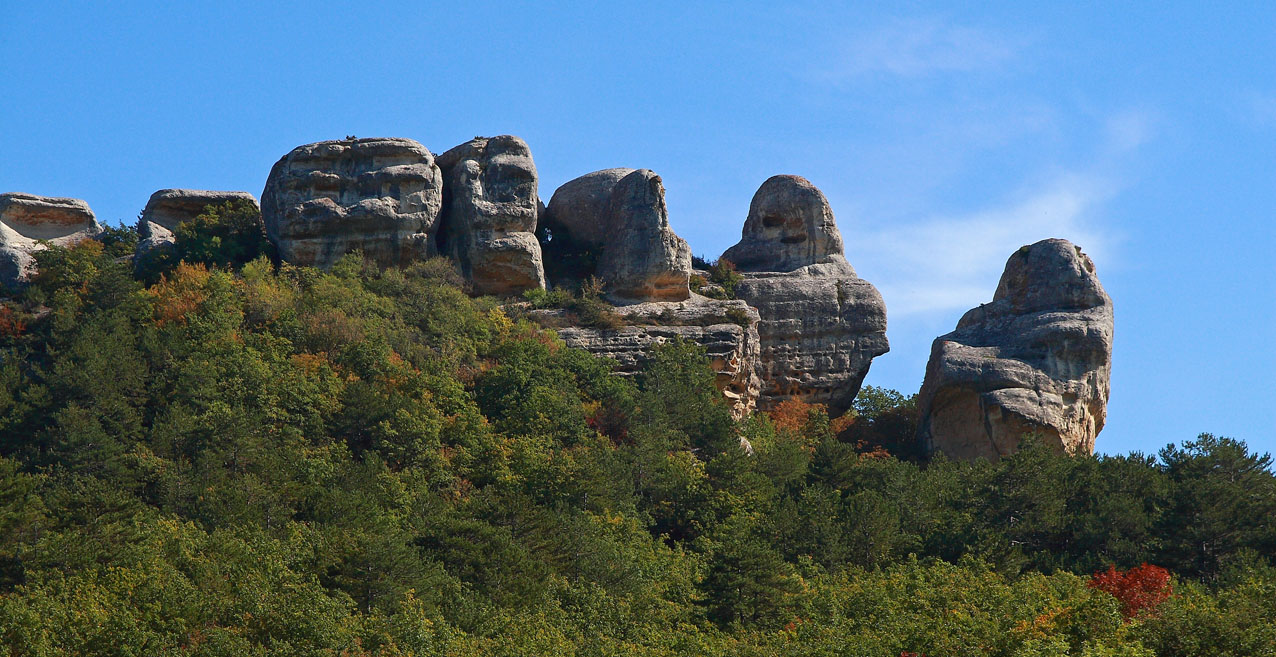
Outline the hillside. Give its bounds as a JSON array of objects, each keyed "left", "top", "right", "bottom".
[{"left": 0, "top": 221, "right": 1273, "bottom": 656}]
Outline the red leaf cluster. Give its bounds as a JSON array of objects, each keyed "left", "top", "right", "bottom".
[{"left": 1088, "top": 563, "right": 1173, "bottom": 619}]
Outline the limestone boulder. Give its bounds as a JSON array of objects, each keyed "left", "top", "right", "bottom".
[
  {"left": 538, "top": 168, "right": 692, "bottom": 302},
  {"left": 531, "top": 296, "right": 762, "bottom": 418},
  {"left": 542, "top": 167, "right": 635, "bottom": 249},
  {"left": 0, "top": 193, "right": 102, "bottom": 287},
  {"left": 261, "top": 137, "right": 443, "bottom": 269},
  {"left": 137, "top": 189, "right": 260, "bottom": 268},
  {"left": 721, "top": 176, "right": 888, "bottom": 413},
  {"left": 437, "top": 135, "right": 546, "bottom": 296},
  {"left": 722, "top": 175, "right": 844, "bottom": 273},
  {"left": 597, "top": 170, "right": 692, "bottom": 302},
  {"left": 916, "top": 238, "right": 1114, "bottom": 461}
]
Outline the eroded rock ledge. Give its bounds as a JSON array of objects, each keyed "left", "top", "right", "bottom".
[{"left": 0, "top": 192, "right": 102, "bottom": 287}]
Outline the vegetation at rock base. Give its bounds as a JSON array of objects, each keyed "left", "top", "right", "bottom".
[{"left": 0, "top": 226, "right": 1273, "bottom": 655}]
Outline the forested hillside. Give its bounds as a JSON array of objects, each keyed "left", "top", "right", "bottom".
[{"left": 0, "top": 209, "right": 1273, "bottom": 656}]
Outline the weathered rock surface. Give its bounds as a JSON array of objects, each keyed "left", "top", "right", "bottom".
[
  {"left": 531, "top": 296, "right": 762, "bottom": 418},
  {"left": 261, "top": 137, "right": 443, "bottom": 270},
  {"left": 0, "top": 193, "right": 102, "bottom": 287},
  {"left": 597, "top": 170, "right": 692, "bottom": 302},
  {"left": 540, "top": 168, "right": 691, "bottom": 302},
  {"left": 437, "top": 135, "right": 546, "bottom": 296},
  {"left": 137, "top": 189, "right": 260, "bottom": 267},
  {"left": 722, "top": 176, "right": 888, "bottom": 413},
  {"left": 722, "top": 175, "right": 844, "bottom": 273},
  {"left": 542, "top": 167, "right": 635, "bottom": 249},
  {"left": 917, "top": 238, "right": 1113, "bottom": 461}
]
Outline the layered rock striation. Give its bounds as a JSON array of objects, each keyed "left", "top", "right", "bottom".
[
  {"left": 261, "top": 138, "right": 443, "bottom": 269},
  {"left": 917, "top": 238, "right": 1113, "bottom": 461},
  {"left": 436, "top": 136, "right": 545, "bottom": 296},
  {"left": 722, "top": 175, "right": 889, "bottom": 414},
  {"left": 535, "top": 296, "right": 762, "bottom": 418},
  {"left": 0, "top": 193, "right": 102, "bottom": 287}
]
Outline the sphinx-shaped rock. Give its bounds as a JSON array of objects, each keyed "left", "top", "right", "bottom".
[
  {"left": 917, "top": 239, "right": 1113, "bottom": 461},
  {"left": 437, "top": 135, "right": 546, "bottom": 296},
  {"left": 137, "top": 189, "right": 260, "bottom": 267},
  {"left": 0, "top": 193, "right": 102, "bottom": 287},
  {"left": 261, "top": 137, "right": 442, "bottom": 269},
  {"left": 533, "top": 296, "right": 761, "bottom": 418},
  {"left": 540, "top": 168, "right": 691, "bottom": 302},
  {"left": 720, "top": 175, "right": 888, "bottom": 414}
]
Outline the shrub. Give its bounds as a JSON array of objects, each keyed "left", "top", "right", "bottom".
[{"left": 1089, "top": 564, "right": 1173, "bottom": 619}]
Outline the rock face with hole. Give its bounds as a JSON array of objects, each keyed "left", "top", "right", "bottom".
[
  {"left": 917, "top": 238, "right": 1113, "bottom": 461},
  {"left": 0, "top": 193, "right": 102, "bottom": 287},
  {"left": 137, "top": 189, "right": 260, "bottom": 270},
  {"left": 436, "top": 135, "right": 546, "bottom": 296},
  {"left": 531, "top": 296, "right": 762, "bottom": 418},
  {"left": 261, "top": 138, "right": 443, "bottom": 269},
  {"left": 720, "top": 175, "right": 888, "bottom": 414},
  {"left": 540, "top": 168, "right": 691, "bottom": 302}
]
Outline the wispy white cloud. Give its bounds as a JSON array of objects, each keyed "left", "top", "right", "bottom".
[
  {"left": 848, "top": 172, "right": 1118, "bottom": 317},
  {"left": 820, "top": 17, "right": 1026, "bottom": 79}
]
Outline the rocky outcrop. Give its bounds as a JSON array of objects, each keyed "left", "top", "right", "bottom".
[
  {"left": 533, "top": 296, "right": 761, "bottom": 418},
  {"left": 917, "top": 239, "right": 1113, "bottom": 461},
  {"left": 722, "top": 175, "right": 844, "bottom": 272},
  {"left": 137, "top": 189, "right": 259, "bottom": 269},
  {"left": 540, "top": 168, "right": 691, "bottom": 302},
  {"left": 543, "top": 168, "right": 635, "bottom": 250},
  {"left": 261, "top": 137, "right": 443, "bottom": 270},
  {"left": 721, "top": 176, "right": 888, "bottom": 414},
  {"left": 598, "top": 170, "right": 692, "bottom": 302},
  {"left": 0, "top": 193, "right": 102, "bottom": 287},
  {"left": 437, "top": 135, "right": 545, "bottom": 296}
]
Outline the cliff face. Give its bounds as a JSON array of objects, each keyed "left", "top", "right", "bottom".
[
  {"left": 917, "top": 239, "right": 1113, "bottom": 461},
  {"left": 537, "top": 297, "right": 761, "bottom": 418}
]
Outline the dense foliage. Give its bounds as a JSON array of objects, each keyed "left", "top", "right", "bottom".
[{"left": 0, "top": 220, "right": 1273, "bottom": 655}]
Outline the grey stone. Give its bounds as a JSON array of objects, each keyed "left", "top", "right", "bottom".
[
  {"left": 531, "top": 296, "right": 762, "bottom": 418},
  {"left": 261, "top": 137, "right": 443, "bottom": 270},
  {"left": 596, "top": 169, "right": 692, "bottom": 302},
  {"left": 437, "top": 135, "right": 546, "bottom": 296},
  {"left": 722, "top": 176, "right": 888, "bottom": 413},
  {"left": 137, "top": 189, "right": 260, "bottom": 269},
  {"left": 542, "top": 167, "right": 636, "bottom": 249},
  {"left": 917, "top": 238, "right": 1114, "bottom": 461},
  {"left": 0, "top": 193, "right": 101, "bottom": 287},
  {"left": 722, "top": 175, "right": 844, "bottom": 273}
]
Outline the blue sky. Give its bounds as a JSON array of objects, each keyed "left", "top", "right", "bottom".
[{"left": 2, "top": 2, "right": 1273, "bottom": 457}]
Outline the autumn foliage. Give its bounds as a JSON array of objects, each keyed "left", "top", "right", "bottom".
[{"left": 1089, "top": 563, "right": 1173, "bottom": 619}]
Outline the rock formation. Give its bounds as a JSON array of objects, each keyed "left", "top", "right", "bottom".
[
  {"left": 721, "top": 175, "right": 888, "bottom": 414},
  {"left": 436, "top": 136, "right": 545, "bottom": 296},
  {"left": 534, "top": 297, "right": 761, "bottom": 418},
  {"left": 540, "top": 168, "right": 691, "bottom": 302},
  {"left": 917, "top": 238, "right": 1113, "bottom": 461},
  {"left": 598, "top": 170, "right": 692, "bottom": 302},
  {"left": 542, "top": 168, "right": 634, "bottom": 249},
  {"left": 261, "top": 137, "right": 443, "bottom": 270},
  {"left": 137, "top": 189, "right": 260, "bottom": 269},
  {"left": 0, "top": 193, "right": 102, "bottom": 287}
]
